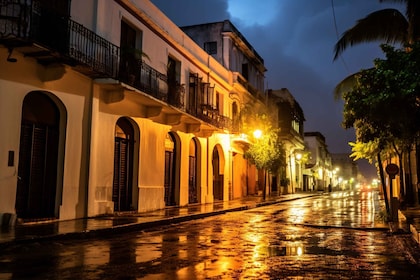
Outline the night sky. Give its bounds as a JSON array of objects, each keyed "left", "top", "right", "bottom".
[{"left": 150, "top": 0, "right": 404, "bottom": 180}]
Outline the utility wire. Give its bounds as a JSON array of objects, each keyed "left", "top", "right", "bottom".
[{"left": 331, "top": 0, "right": 350, "bottom": 73}]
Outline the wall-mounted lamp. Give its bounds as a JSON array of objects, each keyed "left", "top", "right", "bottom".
[{"left": 7, "top": 48, "right": 17, "bottom": 63}]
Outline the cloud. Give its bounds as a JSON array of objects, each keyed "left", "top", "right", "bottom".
[
  {"left": 150, "top": 0, "right": 229, "bottom": 26},
  {"left": 227, "top": 0, "right": 281, "bottom": 27},
  {"left": 150, "top": 0, "right": 405, "bottom": 177}
]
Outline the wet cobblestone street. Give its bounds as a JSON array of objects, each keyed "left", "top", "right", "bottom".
[{"left": 0, "top": 190, "right": 419, "bottom": 279}]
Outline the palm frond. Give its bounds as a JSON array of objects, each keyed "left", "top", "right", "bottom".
[
  {"left": 380, "top": 1, "right": 420, "bottom": 39},
  {"left": 334, "top": 9, "right": 408, "bottom": 60},
  {"left": 334, "top": 72, "right": 358, "bottom": 100}
]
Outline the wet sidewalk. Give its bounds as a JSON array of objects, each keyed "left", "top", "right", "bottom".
[
  {"left": 399, "top": 206, "right": 420, "bottom": 244},
  {"left": 2, "top": 192, "right": 420, "bottom": 249},
  {"left": 0, "top": 193, "right": 316, "bottom": 248}
]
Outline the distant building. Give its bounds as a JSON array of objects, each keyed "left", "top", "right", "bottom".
[
  {"left": 268, "top": 88, "right": 305, "bottom": 193},
  {"left": 304, "top": 132, "right": 332, "bottom": 191},
  {"left": 331, "top": 153, "right": 359, "bottom": 190}
]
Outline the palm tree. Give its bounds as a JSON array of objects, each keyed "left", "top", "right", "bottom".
[
  {"left": 333, "top": 0, "right": 420, "bottom": 98},
  {"left": 333, "top": 0, "right": 420, "bottom": 207},
  {"left": 333, "top": 0, "right": 420, "bottom": 61}
]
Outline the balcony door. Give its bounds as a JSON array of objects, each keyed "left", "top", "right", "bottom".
[
  {"left": 119, "top": 20, "right": 140, "bottom": 85},
  {"left": 33, "top": 0, "right": 71, "bottom": 53},
  {"left": 16, "top": 91, "right": 65, "bottom": 220}
]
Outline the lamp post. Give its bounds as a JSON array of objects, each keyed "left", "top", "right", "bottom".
[
  {"left": 252, "top": 129, "right": 266, "bottom": 200},
  {"left": 333, "top": 167, "right": 339, "bottom": 190},
  {"left": 288, "top": 151, "right": 302, "bottom": 194},
  {"left": 288, "top": 153, "right": 293, "bottom": 193},
  {"left": 295, "top": 152, "right": 302, "bottom": 191}
]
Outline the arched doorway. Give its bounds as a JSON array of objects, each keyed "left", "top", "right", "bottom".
[
  {"left": 164, "top": 132, "right": 179, "bottom": 206},
  {"left": 188, "top": 138, "right": 199, "bottom": 204},
  {"left": 212, "top": 146, "right": 224, "bottom": 201},
  {"left": 16, "top": 91, "right": 65, "bottom": 220},
  {"left": 113, "top": 117, "right": 139, "bottom": 212}
]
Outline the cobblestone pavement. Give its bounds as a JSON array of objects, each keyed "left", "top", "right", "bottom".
[{"left": 0, "top": 190, "right": 419, "bottom": 279}]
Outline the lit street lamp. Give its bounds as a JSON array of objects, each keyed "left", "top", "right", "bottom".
[{"left": 253, "top": 129, "right": 262, "bottom": 139}]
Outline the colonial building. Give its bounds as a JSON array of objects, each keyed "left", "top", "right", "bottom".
[
  {"left": 0, "top": 0, "right": 264, "bottom": 225},
  {"left": 268, "top": 88, "right": 305, "bottom": 193},
  {"left": 304, "top": 132, "right": 332, "bottom": 191},
  {"left": 180, "top": 20, "right": 268, "bottom": 197}
]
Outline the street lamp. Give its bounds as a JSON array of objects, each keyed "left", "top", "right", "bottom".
[
  {"left": 253, "top": 129, "right": 262, "bottom": 139},
  {"left": 288, "top": 151, "right": 302, "bottom": 194},
  {"left": 333, "top": 167, "right": 339, "bottom": 189},
  {"left": 295, "top": 152, "right": 302, "bottom": 191},
  {"left": 252, "top": 129, "right": 266, "bottom": 199}
]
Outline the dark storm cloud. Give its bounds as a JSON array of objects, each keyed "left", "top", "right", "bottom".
[
  {"left": 150, "top": 0, "right": 230, "bottom": 25},
  {"left": 150, "top": 0, "right": 404, "bottom": 176}
]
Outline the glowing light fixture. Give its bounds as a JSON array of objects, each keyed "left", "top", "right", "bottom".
[{"left": 253, "top": 129, "right": 262, "bottom": 139}]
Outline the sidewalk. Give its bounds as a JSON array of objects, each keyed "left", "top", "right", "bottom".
[
  {"left": 0, "top": 193, "right": 316, "bottom": 249},
  {"left": 2, "top": 192, "right": 420, "bottom": 249},
  {"left": 399, "top": 206, "right": 420, "bottom": 244}
]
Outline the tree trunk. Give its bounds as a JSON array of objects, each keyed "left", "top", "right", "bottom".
[
  {"left": 262, "top": 169, "right": 267, "bottom": 201},
  {"left": 378, "top": 152, "right": 390, "bottom": 218}
]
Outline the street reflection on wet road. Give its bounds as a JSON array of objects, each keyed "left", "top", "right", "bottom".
[{"left": 0, "top": 190, "right": 418, "bottom": 279}]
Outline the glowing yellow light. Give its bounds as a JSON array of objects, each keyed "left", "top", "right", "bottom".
[
  {"left": 253, "top": 129, "right": 262, "bottom": 139},
  {"left": 297, "top": 246, "right": 303, "bottom": 256}
]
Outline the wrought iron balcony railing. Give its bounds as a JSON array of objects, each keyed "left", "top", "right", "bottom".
[
  {"left": 195, "top": 104, "right": 232, "bottom": 130},
  {"left": 0, "top": 0, "right": 231, "bottom": 129},
  {"left": 0, "top": 1, "right": 119, "bottom": 77},
  {"left": 119, "top": 59, "right": 185, "bottom": 110}
]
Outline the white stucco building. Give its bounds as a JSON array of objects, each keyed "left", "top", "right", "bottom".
[{"left": 0, "top": 0, "right": 266, "bottom": 224}]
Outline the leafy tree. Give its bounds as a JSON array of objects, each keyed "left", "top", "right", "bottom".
[
  {"left": 333, "top": 0, "right": 420, "bottom": 209},
  {"left": 343, "top": 43, "right": 420, "bottom": 207},
  {"left": 349, "top": 140, "right": 393, "bottom": 215},
  {"left": 240, "top": 102, "right": 287, "bottom": 199},
  {"left": 244, "top": 126, "right": 286, "bottom": 174}
]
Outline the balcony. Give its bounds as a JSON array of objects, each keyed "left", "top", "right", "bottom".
[
  {"left": 0, "top": 1, "right": 119, "bottom": 78},
  {"left": 118, "top": 58, "right": 185, "bottom": 110},
  {"left": 232, "top": 72, "right": 265, "bottom": 102},
  {"left": 188, "top": 73, "right": 232, "bottom": 130},
  {"left": 196, "top": 104, "right": 232, "bottom": 130},
  {"left": 0, "top": 0, "right": 230, "bottom": 130}
]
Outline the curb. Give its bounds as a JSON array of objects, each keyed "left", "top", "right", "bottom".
[
  {"left": 0, "top": 195, "right": 315, "bottom": 249},
  {"left": 0, "top": 206, "right": 247, "bottom": 249},
  {"left": 398, "top": 209, "right": 420, "bottom": 245}
]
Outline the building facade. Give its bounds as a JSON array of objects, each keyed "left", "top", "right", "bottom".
[
  {"left": 304, "top": 132, "right": 332, "bottom": 191},
  {"left": 181, "top": 20, "right": 268, "bottom": 197},
  {"left": 0, "top": 0, "right": 264, "bottom": 224},
  {"left": 268, "top": 88, "right": 305, "bottom": 193}
]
